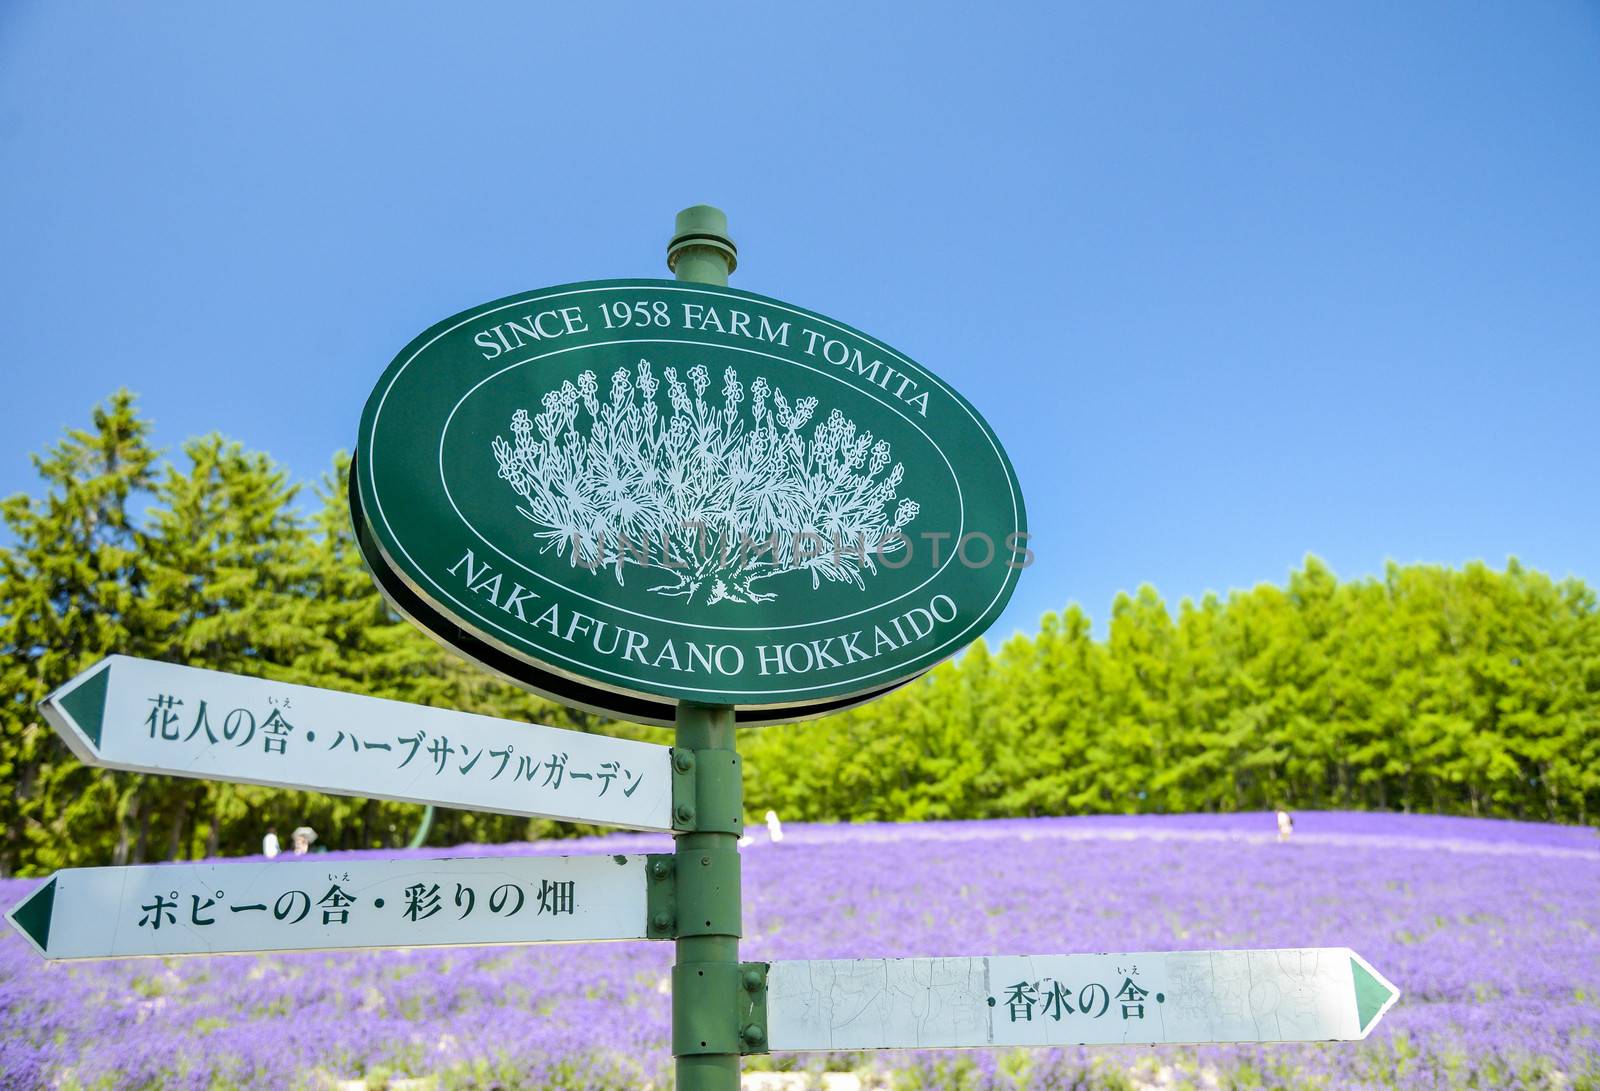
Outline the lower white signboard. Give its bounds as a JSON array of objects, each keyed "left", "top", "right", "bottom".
[
  {"left": 7, "top": 853, "right": 651, "bottom": 961},
  {"left": 765, "top": 949, "right": 1399, "bottom": 1050}
]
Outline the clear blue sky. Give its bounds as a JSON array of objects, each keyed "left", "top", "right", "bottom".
[{"left": 2, "top": 3, "right": 1597, "bottom": 644}]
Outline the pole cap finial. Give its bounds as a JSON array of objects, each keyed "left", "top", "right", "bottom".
[{"left": 667, "top": 204, "right": 737, "bottom": 276}]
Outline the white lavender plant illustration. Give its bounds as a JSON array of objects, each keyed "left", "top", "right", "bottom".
[{"left": 490, "top": 360, "right": 920, "bottom": 606}]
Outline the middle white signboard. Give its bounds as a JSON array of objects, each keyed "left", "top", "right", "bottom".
[{"left": 8, "top": 854, "right": 654, "bottom": 961}]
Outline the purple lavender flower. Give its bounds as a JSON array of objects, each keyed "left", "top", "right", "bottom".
[{"left": 0, "top": 812, "right": 1594, "bottom": 1089}]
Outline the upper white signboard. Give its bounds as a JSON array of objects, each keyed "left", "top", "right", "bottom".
[{"left": 40, "top": 655, "right": 674, "bottom": 831}]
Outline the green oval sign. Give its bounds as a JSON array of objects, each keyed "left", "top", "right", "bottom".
[{"left": 353, "top": 279, "right": 1026, "bottom": 725}]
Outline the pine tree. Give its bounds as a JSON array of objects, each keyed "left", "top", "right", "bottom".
[{"left": 0, "top": 392, "right": 161, "bottom": 873}]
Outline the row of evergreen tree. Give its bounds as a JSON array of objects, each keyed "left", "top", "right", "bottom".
[
  {"left": 744, "top": 558, "right": 1599, "bottom": 827},
  {"left": 2, "top": 395, "right": 1595, "bottom": 876}
]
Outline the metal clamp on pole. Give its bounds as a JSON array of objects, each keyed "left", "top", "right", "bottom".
[
  {"left": 675, "top": 846, "right": 740, "bottom": 936},
  {"left": 671, "top": 746, "right": 744, "bottom": 836},
  {"left": 673, "top": 960, "right": 768, "bottom": 1057},
  {"left": 695, "top": 749, "right": 744, "bottom": 836}
]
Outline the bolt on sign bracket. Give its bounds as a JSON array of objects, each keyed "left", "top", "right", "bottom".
[
  {"left": 645, "top": 853, "right": 677, "bottom": 939},
  {"left": 737, "top": 961, "right": 769, "bottom": 1055},
  {"left": 670, "top": 747, "right": 697, "bottom": 831}
]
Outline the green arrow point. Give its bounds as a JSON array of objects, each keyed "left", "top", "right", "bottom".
[
  {"left": 10, "top": 876, "right": 56, "bottom": 953},
  {"left": 57, "top": 662, "right": 112, "bottom": 749},
  {"left": 1351, "top": 956, "right": 1394, "bottom": 1033}
]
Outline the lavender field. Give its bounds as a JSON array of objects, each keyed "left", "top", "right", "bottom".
[{"left": 2, "top": 812, "right": 1597, "bottom": 1090}]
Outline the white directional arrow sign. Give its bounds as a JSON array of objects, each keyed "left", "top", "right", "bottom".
[
  {"left": 7, "top": 853, "right": 655, "bottom": 960},
  {"left": 39, "top": 655, "right": 674, "bottom": 831},
  {"left": 763, "top": 949, "right": 1399, "bottom": 1050}
]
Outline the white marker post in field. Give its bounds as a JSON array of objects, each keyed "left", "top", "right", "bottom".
[
  {"left": 7, "top": 854, "right": 658, "bottom": 961},
  {"left": 762, "top": 949, "right": 1399, "bottom": 1051},
  {"left": 39, "top": 655, "right": 675, "bottom": 831}
]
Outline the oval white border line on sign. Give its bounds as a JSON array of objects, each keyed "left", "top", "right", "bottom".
[{"left": 358, "top": 280, "right": 1025, "bottom": 707}]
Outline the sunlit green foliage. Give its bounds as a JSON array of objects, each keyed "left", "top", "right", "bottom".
[
  {"left": 743, "top": 556, "right": 1600, "bottom": 828},
  {"left": 2, "top": 394, "right": 1596, "bottom": 875}
]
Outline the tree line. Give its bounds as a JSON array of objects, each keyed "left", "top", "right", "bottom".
[{"left": 1, "top": 394, "right": 1595, "bottom": 876}]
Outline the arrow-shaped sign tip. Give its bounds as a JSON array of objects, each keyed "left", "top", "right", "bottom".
[
  {"left": 41, "top": 659, "right": 113, "bottom": 753},
  {"left": 8, "top": 876, "right": 56, "bottom": 956},
  {"left": 1350, "top": 953, "right": 1399, "bottom": 1036}
]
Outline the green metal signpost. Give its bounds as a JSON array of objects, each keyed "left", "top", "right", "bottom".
[
  {"left": 6, "top": 205, "right": 1399, "bottom": 1087},
  {"left": 668, "top": 208, "right": 754, "bottom": 1091}
]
